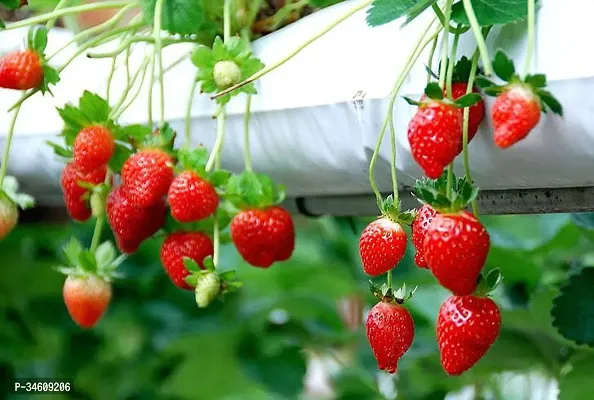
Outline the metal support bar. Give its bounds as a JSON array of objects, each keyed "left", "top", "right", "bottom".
[{"left": 284, "top": 186, "right": 594, "bottom": 216}]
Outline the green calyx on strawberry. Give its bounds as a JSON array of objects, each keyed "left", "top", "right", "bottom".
[
  {"left": 379, "top": 194, "right": 416, "bottom": 225},
  {"left": 55, "top": 238, "right": 125, "bottom": 281},
  {"left": 474, "top": 268, "right": 503, "bottom": 297},
  {"left": 191, "top": 36, "right": 265, "bottom": 105},
  {"left": 183, "top": 256, "right": 243, "bottom": 308},
  {"left": 225, "top": 170, "right": 285, "bottom": 211},
  {"left": 0, "top": 176, "right": 34, "bottom": 239},
  {"left": 476, "top": 50, "right": 563, "bottom": 148},
  {"left": 413, "top": 170, "right": 479, "bottom": 214},
  {"left": 404, "top": 82, "right": 483, "bottom": 109},
  {"left": 175, "top": 146, "right": 231, "bottom": 189},
  {"left": 369, "top": 281, "right": 417, "bottom": 305},
  {"left": 24, "top": 26, "right": 60, "bottom": 94}
]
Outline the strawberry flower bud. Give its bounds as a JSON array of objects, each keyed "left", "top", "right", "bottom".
[
  {"left": 195, "top": 272, "right": 221, "bottom": 308},
  {"left": 213, "top": 60, "right": 241, "bottom": 90}
]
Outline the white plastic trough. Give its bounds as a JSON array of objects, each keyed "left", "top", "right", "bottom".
[{"left": 1, "top": 0, "right": 593, "bottom": 216}]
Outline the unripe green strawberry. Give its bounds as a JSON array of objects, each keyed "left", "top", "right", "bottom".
[
  {"left": 0, "top": 194, "right": 18, "bottom": 239},
  {"left": 213, "top": 60, "right": 241, "bottom": 89},
  {"left": 195, "top": 272, "right": 221, "bottom": 308}
]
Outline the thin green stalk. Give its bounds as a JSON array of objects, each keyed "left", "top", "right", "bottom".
[
  {"left": 438, "top": 0, "right": 452, "bottom": 89},
  {"left": 369, "top": 20, "right": 441, "bottom": 210},
  {"left": 46, "top": 0, "right": 70, "bottom": 30},
  {"left": 462, "top": 50, "right": 481, "bottom": 216},
  {"left": 147, "top": 56, "right": 155, "bottom": 126},
  {"left": 426, "top": 34, "right": 439, "bottom": 83},
  {"left": 106, "top": 55, "right": 118, "bottom": 104},
  {"left": 244, "top": 96, "right": 253, "bottom": 172},
  {"left": 214, "top": 0, "right": 374, "bottom": 99},
  {"left": 111, "top": 57, "right": 151, "bottom": 120},
  {"left": 205, "top": 106, "right": 226, "bottom": 172},
  {"left": 185, "top": 78, "right": 199, "bottom": 146},
  {"left": 87, "top": 36, "right": 200, "bottom": 58},
  {"left": 224, "top": 0, "right": 232, "bottom": 42},
  {"left": 388, "top": 117, "right": 399, "bottom": 204},
  {"left": 387, "top": 270, "right": 392, "bottom": 289},
  {"left": 5, "top": 1, "right": 135, "bottom": 30},
  {"left": 0, "top": 99, "right": 24, "bottom": 187},
  {"left": 110, "top": 56, "right": 150, "bottom": 119},
  {"left": 163, "top": 51, "right": 191, "bottom": 74},
  {"left": 462, "top": 0, "right": 493, "bottom": 75},
  {"left": 446, "top": 26, "right": 461, "bottom": 99},
  {"left": 213, "top": 219, "right": 220, "bottom": 270},
  {"left": 48, "top": 3, "right": 136, "bottom": 60},
  {"left": 524, "top": 0, "right": 536, "bottom": 76},
  {"left": 153, "top": 0, "right": 166, "bottom": 127},
  {"left": 90, "top": 216, "right": 105, "bottom": 253},
  {"left": 446, "top": 164, "right": 453, "bottom": 197}
]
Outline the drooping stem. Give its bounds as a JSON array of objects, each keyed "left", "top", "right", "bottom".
[
  {"left": 47, "top": 4, "right": 136, "bottom": 60},
  {"left": 368, "top": 20, "right": 441, "bottom": 210},
  {"left": 147, "top": 56, "right": 155, "bottom": 126},
  {"left": 110, "top": 56, "right": 150, "bottom": 118},
  {"left": 153, "top": 0, "right": 166, "bottom": 127},
  {"left": 244, "top": 96, "right": 253, "bottom": 172},
  {"left": 438, "top": 0, "right": 452, "bottom": 89},
  {"left": 111, "top": 56, "right": 152, "bottom": 120},
  {"left": 462, "top": 50, "right": 481, "bottom": 216},
  {"left": 446, "top": 164, "right": 453, "bottom": 197},
  {"left": 185, "top": 78, "right": 199, "bottom": 146},
  {"left": 106, "top": 56, "right": 118, "bottom": 104},
  {"left": 46, "top": 0, "right": 70, "bottom": 30},
  {"left": 213, "top": 0, "right": 374, "bottom": 99},
  {"left": 426, "top": 34, "right": 439, "bottom": 83},
  {"left": 90, "top": 215, "right": 105, "bottom": 253},
  {"left": 446, "top": 26, "right": 461, "bottom": 99},
  {"left": 523, "top": 0, "right": 536, "bottom": 76},
  {"left": 388, "top": 117, "right": 399, "bottom": 206},
  {"left": 387, "top": 270, "right": 392, "bottom": 289},
  {"left": 205, "top": 106, "right": 226, "bottom": 173},
  {"left": 224, "top": 0, "right": 232, "bottom": 42},
  {"left": 4, "top": 0, "right": 135, "bottom": 30},
  {"left": 0, "top": 98, "right": 24, "bottom": 188},
  {"left": 87, "top": 36, "right": 200, "bottom": 58},
  {"left": 462, "top": 0, "right": 493, "bottom": 76}
]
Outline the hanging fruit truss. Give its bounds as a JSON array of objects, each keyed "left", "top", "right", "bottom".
[{"left": 0, "top": 0, "right": 571, "bottom": 379}]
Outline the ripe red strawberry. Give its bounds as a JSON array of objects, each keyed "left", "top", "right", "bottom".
[
  {"left": 0, "top": 195, "right": 18, "bottom": 239},
  {"left": 160, "top": 232, "right": 214, "bottom": 290},
  {"left": 230, "top": 206, "right": 295, "bottom": 268},
  {"left": 60, "top": 163, "right": 107, "bottom": 222},
  {"left": 408, "top": 99, "right": 462, "bottom": 179},
  {"left": 0, "top": 49, "right": 43, "bottom": 90},
  {"left": 73, "top": 126, "right": 115, "bottom": 173},
  {"left": 359, "top": 217, "right": 407, "bottom": 276},
  {"left": 168, "top": 171, "right": 219, "bottom": 223},
  {"left": 451, "top": 82, "right": 485, "bottom": 149},
  {"left": 121, "top": 149, "right": 174, "bottom": 207},
  {"left": 63, "top": 275, "right": 112, "bottom": 329},
  {"left": 366, "top": 300, "right": 415, "bottom": 374},
  {"left": 107, "top": 186, "right": 166, "bottom": 253},
  {"left": 411, "top": 204, "right": 437, "bottom": 269},
  {"left": 423, "top": 211, "right": 490, "bottom": 295},
  {"left": 437, "top": 295, "right": 501, "bottom": 375},
  {"left": 492, "top": 84, "right": 541, "bottom": 148}
]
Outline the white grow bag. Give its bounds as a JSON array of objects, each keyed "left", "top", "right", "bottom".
[{"left": 0, "top": 0, "right": 593, "bottom": 213}]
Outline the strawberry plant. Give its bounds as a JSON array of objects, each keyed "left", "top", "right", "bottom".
[{"left": 1, "top": 0, "right": 593, "bottom": 397}]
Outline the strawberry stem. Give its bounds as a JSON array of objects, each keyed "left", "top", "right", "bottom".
[
  {"left": 387, "top": 270, "right": 392, "bottom": 289},
  {"left": 224, "top": 0, "right": 232, "bottom": 42},
  {"left": 106, "top": 56, "right": 118, "bottom": 105},
  {"left": 523, "top": 0, "right": 536, "bottom": 77},
  {"left": 212, "top": 0, "right": 374, "bottom": 100},
  {"left": 426, "top": 35, "right": 439, "bottom": 84},
  {"left": 90, "top": 216, "right": 105, "bottom": 253},
  {"left": 445, "top": 26, "right": 462, "bottom": 99},
  {"left": 112, "top": 56, "right": 151, "bottom": 120},
  {"left": 0, "top": 98, "right": 24, "bottom": 188},
  {"left": 244, "top": 96, "right": 254, "bottom": 172},
  {"left": 45, "top": 0, "right": 69, "bottom": 30},
  {"left": 437, "top": 0, "right": 452, "bottom": 89},
  {"left": 110, "top": 56, "right": 150, "bottom": 120},
  {"left": 153, "top": 0, "right": 166, "bottom": 128},
  {"left": 446, "top": 164, "right": 453, "bottom": 198},
  {"left": 462, "top": 51, "right": 481, "bottom": 216},
  {"left": 185, "top": 78, "right": 199, "bottom": 146},
  {"left": 388, "top": 116, "right": 399, "bottom": 207},
  {"left": 3, "top": 0, "right": 134, "bottom": 31},
  {"left": 462, "top": 0, "right": 493, "bottom": 76},
  {"left": 369, "top": 19, "right": 442, "bottom": 210}
]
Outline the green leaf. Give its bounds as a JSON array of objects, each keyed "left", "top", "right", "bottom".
[
  {"left": 42, "top": 65, "right": 60, "bottom": 85},
  {"left": 423, "top": 82, "right": 443, "bottom": 100},
  {"left": 219, "top": 269, "right": 236, "bottom": 281},
  {"left": 202, "top": 256, "right": 215, "bottom": 272},
  {"left": 552, "top": 267, "right": 594, "bottom": 347},
  {"left": 240, "top": 57, "right": 265, "bottom": 79},
  {"left": 209, "top": 170, "right": 231, "bottom": 187},
  {"left": 454, "top": 93, "right": 482, "bottom": 108},
  {"left": 183, "top": 257, "right": 201, "bottom": 273},
  {"left": 57, "top": 104, "right": 91, "bottom": 144},
  {"left": 537, "top": 89, "right": 563, "bottom": 116},
  {"left": 78, "top": 250, "right": 97, "bottom": 273},
  {"left": 108, "top": 144, "right": 133, "bottom": 174},
  {"left": 0, "top": 0, "right": 19, "bottom": 10},
  {"left": 525, "top": 73, "right": 547, "bottom": 88},
  {"left": 140, "top": 0, "right": 205, "bottom": 35},
  {"left": 451, "top": 0, "right": 529, "bottom": 26},
  {"left": 118, "top": 124, "right": 152, "bottom": 142},
  {"left": 178, "top": 146, "right": 208, "bottom": 173},
  {"left": 211, "top": 36, "right": 227, "bottom": 61},
  {"left": 226, "top": 171, "right": 279, "bottom": 209},
  {"left": 475, "top": 76, "right": 495, "bottom": 88},
  {"left": 492, "top": 50, "right": 515, "bottom": 82},
  {"left": 95, "top": 241, "right": 116, "bottom": 268},
  {"left": 185, "top": 275, "right": 198, "bottom": 287},
  {"left": 366, "top": 0, "right": 427, "bottom": 27},
  {"left": 27, "top": 26, "right": 48, "bottom": 54},
  {"left": 558, "top": 355, "right": 594, "bottom": 400},
  {"left": 0, "top": 19, "right": 5, "bottom": 29},
  {"left": 452, "top": 56, "right": 473, "bottom": 83},
  {"left": 192, "top": 46, "right": 215, "bottom": 69},
  {"left": 14, "top": 193, "right": 35, "bottom": 209},
  {"left": 78, "top": 91, "right": 110, "bottom": 124},
  {"left": 63, "top": 237, "right": 83, "bottom": 267}
]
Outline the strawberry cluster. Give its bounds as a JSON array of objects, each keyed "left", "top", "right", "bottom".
[{"left": 51, "top": 91, "right": 295, "bottom": 328}]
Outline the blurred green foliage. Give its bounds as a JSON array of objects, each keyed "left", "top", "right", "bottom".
[{"left": 1, "top": 213, "right": 594, "bottom": 399}]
